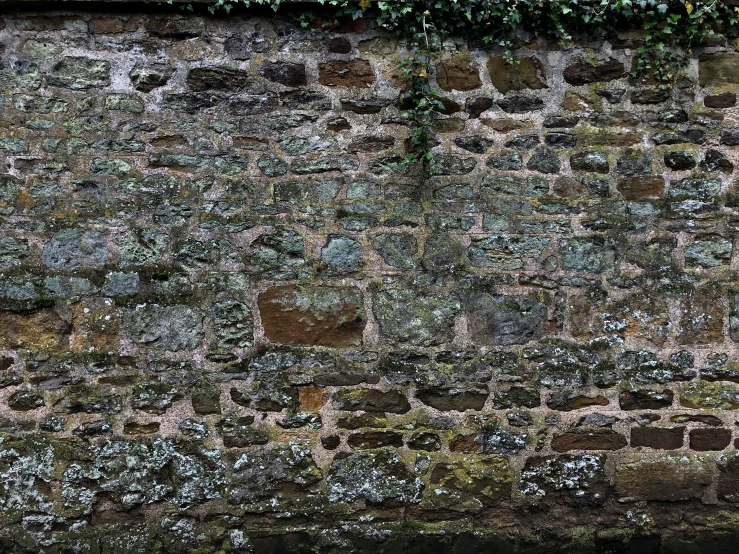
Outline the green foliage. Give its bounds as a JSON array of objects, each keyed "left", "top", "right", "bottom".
[
  {"left": 398, "top": 45, "right": 444, "bottom": 178},
  {"left": 168, "top": 0, "right": 739, "bottom": 176},
  {"left": 167, "top": 0, "right": 282, "bottom": 14},
  {"left": 374, "top": 1, "right": 738, "bottom": 81}
]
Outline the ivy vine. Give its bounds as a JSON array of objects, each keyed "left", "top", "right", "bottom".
[{"left": 167, "top": 0, "right": 739, "bottom": 176}]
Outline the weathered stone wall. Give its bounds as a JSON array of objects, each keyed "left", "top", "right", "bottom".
[{"left": 2, "top": 4, "right": 739, "bottom": 552}]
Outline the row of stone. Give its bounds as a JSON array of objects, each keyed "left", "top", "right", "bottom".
[
  {"left": 9, "top": 380, "right": 739, "bottom": 413},
  {"left": 5, "top": 141, "right": 737, "bottom": 186},
  {"left": 6, "top": 230, "right": 737, "bottom": 275},
  {"left": 0, "top": 436, "right": 736, "bottom": 511},
  {"left": 1, "top": 284, "right": 736, "bottom": 353},
  {"left": 8, "top": 30, "right": 739, "bottom": 96},
  {"left": 2, "top": 410, "right": 737, "bottom": 456}
]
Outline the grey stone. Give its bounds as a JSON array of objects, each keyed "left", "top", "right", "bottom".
[
  {"left": 526, "top": 148, "right": 560, "bottom": 174},
  {"left": 101, "top": 272, "right": 140, "bottom": 296},
  {"left": 374, "top": 286, "right": 461, "bottom": 346},
  {"left": 257, "top": 154, "right": 288, "bottom": 176},
  {"left": 116, "top": 229, "right": 169, "bottom": 267},
  {"left": 0, "top": 59, "right": 41, "bottom": 90},
  {"left": 129, "top": 62, "right": 173, "bottom": 92},
  {"left": 570, "top": 151, "right": 609, "bottom": 173},
  {"left": 467, "top": 236, "right": 550, "bottom": 270},
  {"left": 468, "top": 292, "right": 547, "bottom": 346},
  {"left": 422, "top": 233, "right": 465, "bottom": 271},
  {"left": 684, "top": 236, "right": 733, "bottom": 268},
  {"left": 213, "top": 299, "right": 253, "bottom": 350},
  {"left": 321, "top": 235, "right": 362, "bottom": 272},
  {"left": 560, "top": 236, "right": 616, "bottom": 273},
  {"left": 326, "top": 448, "right": 422, "bottom": 504},
  {"left": 47, "top": 56, "right": 110, "bottom": 90},
  {"left": 486, "top": 151, "right": 523, "bottom": 171},
  {"left": 371, "top": 233, "right": 417, "bottom": 269},
  {"left": 123, "top": 304, "right": 204, "bottom": 351},
  {"left": 42, "top": 229, "right": 108, "bottom": 270}
]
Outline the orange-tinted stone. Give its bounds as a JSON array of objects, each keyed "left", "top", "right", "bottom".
[
  {"left": 436, "top": 55, "right": 482, "bottom": 91},
  {"left": 300, "top": 386, "right": 326, "bottom": 413},
  {"left": 318, "top": 59, "right": 375, "bottom": 87},
  {"left": 617, "top": 175, "right": 665, "bottom": 200},
  {"left": 259, "top": 285, "right": 365, "bottom": 347},
  {"left": 0, "top": 310, "right": 69, "bottom": 351}
]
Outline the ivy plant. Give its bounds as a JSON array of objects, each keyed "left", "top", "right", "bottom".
[{"left": 166, "top": 0, "right": 739, "bottom": 176}]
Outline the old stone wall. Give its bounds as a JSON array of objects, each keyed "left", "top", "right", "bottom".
[{"left": 2, "top": 4, "right": 739, "bottom": 552}]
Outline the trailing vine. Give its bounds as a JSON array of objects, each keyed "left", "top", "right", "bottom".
[
  {"left": 396, "top": 14, "right": 444, "bottom": 178},
  {"left": 167, "top": 0, "right": 739, "bottom": 176}
]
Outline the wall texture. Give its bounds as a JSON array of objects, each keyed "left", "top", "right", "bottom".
[{"left": 2, "top": 4, "right": 739, "bottom": 552}]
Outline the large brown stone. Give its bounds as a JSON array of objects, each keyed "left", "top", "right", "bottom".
[
  {"left": 347, "top": 431, "right": 403, "bottom": 449},
  {"left": 678, "top": 285, "right": 724, "bottom": 345},
  {"left": 576, "top": 128, "right": 642, "bottom": 147},
  {"left": 0, "top": 310, "right": 69, "bottom": 351},
  {"left": 487, "top": 56, "right": 547, "bottom": 93},
  {"left": 258, "top": 285, "right": 365, "bottom": 347},
  {"left": 318, "top": 59, "right": 375, "bottom": 87},
  {"left": 630, "top": 427, "right": 684, "bottom": 450},
  {"left": 705, "top": 92, "right": 736, "bottom": 108},
  {"left": 607, "top": 292, "right": 671, "bottom": 346},
  {"left": 89, "top": 17, "right": 139, "bottom": 34},
  {"left": 547, "top": 392, "right": 609, "bottom": 411},
  {"left": 260, "top": 61, "right": 307, "bottom": 87},
  {"left": 299, "top": 386, "right": 326, "bottom": 413},
  {"left": 617, "top": 175, "right": 665, "bottom": 200},
  {"left": 436, "top": 54, "right": 482, "bottom": 91},
  {"left": 614, "top": 456, "right": 713, "bottom": 502},
  {"left": 426, "top": 456, "right": 512, "bottom": 509},
  {"left": 619, "top": 389, "right": 674, "bottom": 410},
  {"left": 416, "top": 387, "right": 488, "bottom": 411},
  {"left": 70, "top": 298, "right": 120, "bottom": 353},
  {"left": 186, "top": 66, "right": 251, "bottom": 92},
  {"left": 562, "top": 90, "right": 603, "bottom": 111},
  {"left": 690, "top": 428, "right": 732, "bottom": 451},
  {"left": 564, "top": 57, "right": 625, "bottom": 85},
  {"left": 450, "top": 434, "right": 479, "bottom": 452},
  {"left": 551, "top": 429, "right": 627, "bottom": 452},
  {"left": 333, "top": 389, "right": 410, "bottom": 413},
  {"left": 699, "top": 53, "right": 739, "bottom": 86},
  {"left": 466, "top": 97, "right": 494, "bottom": 118},
  {"left": 718, "top": 452, "right": 739, "bottom": 502}
]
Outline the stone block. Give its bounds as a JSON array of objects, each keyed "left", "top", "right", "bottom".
[
  {"left": 259, "top": 285, "right": 365, "bottom": 347},
  {"left": 614, "top": 456, "right": 712, "bottom": 502}
]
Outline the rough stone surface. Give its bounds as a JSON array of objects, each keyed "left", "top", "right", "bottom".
[
  {"left": 614, "top": 456, "right": 713, "bottom": 501},
  {"left": 259, "top": 285, "right": 365, "bottom": 347},
  {"left": 0, "top": 8, "right": 737, "bottom": 551},
  {"left": 487, "top": 56, "right": 547, "bottom": 93},
  {"left": 318, "top": 59, "right": 375, "bottom": 87},
  {"left": 468, "top": 292, "right": 547, "bottom": 345},
  {"left": 373, "top": 286, "right": 460, "bottom": 346},
  {"left": 436, "top": 54, "right": 482, "bottom": 91}
]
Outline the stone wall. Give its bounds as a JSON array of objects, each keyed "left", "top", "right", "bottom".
[{"left": 2, "top": 4, "right": 739, "bottom": 552}]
